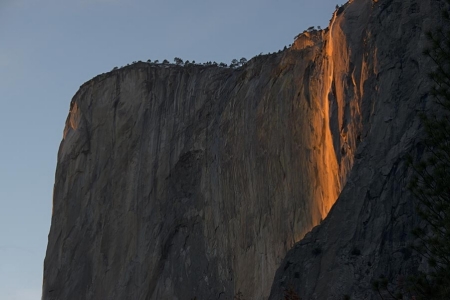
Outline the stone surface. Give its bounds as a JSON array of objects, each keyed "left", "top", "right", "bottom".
[
  {"left": 269, "top": 0, "right": 441, "bottom": 299},
  {"left": 43, "top": 51, "right": 346, "bottom": 300},
  {"left": 42, "top": 0, "right": 439, "bottom": 299}
]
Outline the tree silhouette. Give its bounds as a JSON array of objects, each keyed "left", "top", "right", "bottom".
[{"left": 174, "top": 57, "right": 183, "bottom": 65}]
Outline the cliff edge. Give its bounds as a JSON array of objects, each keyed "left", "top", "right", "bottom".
[
  {"left": 270, "top": 0, "right": 439, "bottom": 299},
  {"left": 43, "top": 0, "right": 439, "bottom": 299}
]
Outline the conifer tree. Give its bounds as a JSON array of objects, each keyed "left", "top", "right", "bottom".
[
  {"left": 372, "top": 1, "right": 450, "bottom": 299},
  {"left": 406, "top": 1, "right": 450, "bottom": 298}
]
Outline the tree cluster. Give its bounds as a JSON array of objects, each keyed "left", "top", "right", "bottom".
[
  {"left": 110, "top": 46, "right": 293, "bottom": 72},
  {"left": 117, "top": 57, "right": 250, "bottom": 69}
]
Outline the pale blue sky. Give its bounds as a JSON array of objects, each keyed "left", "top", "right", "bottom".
[{"left": 0, "top": 1, "right": 345, "bottom": 299}]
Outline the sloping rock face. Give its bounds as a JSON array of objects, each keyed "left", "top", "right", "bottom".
[
  {"left": 269, "top": 0, "right": 441, "bottom": 299},
  {"left": 42, "top": 0, "right": 438, "bottom": 299}
]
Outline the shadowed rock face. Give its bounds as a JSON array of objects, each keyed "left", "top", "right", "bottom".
[
  {"left": 42, "top": 0, "right": 438, "bottom": 299},
  {"left": 269, "top": 0, "right": 440, "bottom": 299}
]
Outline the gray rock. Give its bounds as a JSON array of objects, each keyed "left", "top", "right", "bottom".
[
  {"left": 43, "top": 53, "right": 347, "bottom": 299},
  {"left": 42, "top": 0, "right": 439, "bottom": 299},
  {"left": 269, "top": 0, "right": 440, "bottom": 299}
]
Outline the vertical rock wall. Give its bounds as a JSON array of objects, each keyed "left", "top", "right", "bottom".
[
  {"left": 43, "top": 0, "right": 437, "bottom": 299},
  {"left": 43, "top": 43, "right": 350, "bottom": 299},
  {"left": 270, "top": 0, "right": 440, "bottom": 299}
]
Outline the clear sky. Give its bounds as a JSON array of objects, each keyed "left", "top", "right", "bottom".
[{"left": 0, "top": 0, "right": 345, "bottom": 299}]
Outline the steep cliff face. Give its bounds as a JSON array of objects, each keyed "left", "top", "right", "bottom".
[
  {"left": 43, "top": 44, "right": 348, "bottom": 300},
  {"left": 43, "top": 0, "right": 437, "bottom": 299},
  {"left": 270, "top": 0, "right": 440, "bottom": 299}
]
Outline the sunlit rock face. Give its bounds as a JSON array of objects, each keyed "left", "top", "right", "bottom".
[
  {"left": 269, "top": 0, "right": 440, "bottom": 299},
  {"left": 42, "top": 0, "right": 435, "bottom": 299}
]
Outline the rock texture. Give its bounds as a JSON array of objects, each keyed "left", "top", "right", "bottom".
[
  {"left": 42, "top": 0, "right": 440, "bottom": 299},
  {"left": 269, "top": 0, "right": 441, "bottom": 299}
]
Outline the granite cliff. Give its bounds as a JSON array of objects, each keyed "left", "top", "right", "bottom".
[{"left": 43, "top": 0, "right": 440, "bottom": 299}]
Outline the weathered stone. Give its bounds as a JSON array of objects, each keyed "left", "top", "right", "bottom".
[
  {"left": 43, "top": 49, "right": 348, "bottom": 299},
  {"left": 269, "top": 0, "right": 440, "bottom": 299},
  {"left": 42, "top": 0, "right": 439, "bottom": 299}
]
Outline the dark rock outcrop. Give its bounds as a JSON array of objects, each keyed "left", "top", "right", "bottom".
[
  {"left": 43, "top": 0, "right": 440, "bottom": 299},
  {"left": 270, "top": 0, "right": 440, "bottom": 299}
]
